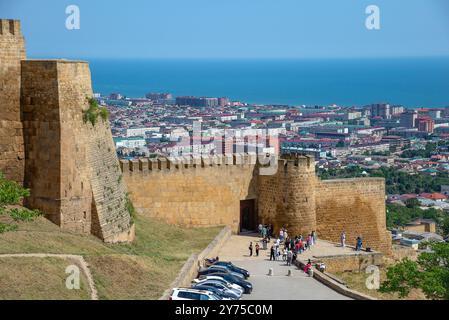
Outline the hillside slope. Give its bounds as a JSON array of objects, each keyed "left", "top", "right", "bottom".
[{"left": 0, "top": 213, "right": 221, "bottom": 299}]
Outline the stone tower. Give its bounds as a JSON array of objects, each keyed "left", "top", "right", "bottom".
[
  {"left": 0, "top": 20, "right": 25, "bottom": 183},
  {"left": 0, "top": 18, "right": 134, "bottom": 243},
  {"left": 258, "top": 155, "right": 317, "bottom": 236},
  {"left": 20, "top": 60, "right": 134, "bottom": 242}
]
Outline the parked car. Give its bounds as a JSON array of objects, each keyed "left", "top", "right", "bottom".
[
  {"left": 170, "top": 288, "right": 222, "bottom": 300},
  {"left": 193, "top": 279, "right": 242, "bottom": 299},
  {"left": 200, "top": 272, "right": 253, "bottom": 294},
  {"left": 198, "top": 266, "right": 245, "bottom": 279},
  {"left": 192, "top": 284, "right": 240, "bottom": 300},
  {"left": 193, "top": 276, "right": 244, "bottom": 294},
  {"left": 212, "top": 261, "right": 250, "bottom": 278}
]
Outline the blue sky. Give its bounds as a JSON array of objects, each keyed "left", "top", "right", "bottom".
[{"left": 1, "top": 0, "right": 449, "bottom": 59}]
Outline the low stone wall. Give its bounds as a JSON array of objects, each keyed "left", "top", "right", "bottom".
[
  {"left": 311, "top": 252, "right": 384, "bottom": 273},
  {"left": 391, "top": 244, "right": 419, "bottom": 262},
  {"left": 159, "top": 226, "right": 232, "bottom": 300},
  {"left": 294, "top": 259, "right": 375, "bottom": 300}
]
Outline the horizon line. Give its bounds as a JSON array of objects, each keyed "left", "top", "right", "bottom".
[{"left": 28, "top": 54, "right": 449, "bottom": 61}]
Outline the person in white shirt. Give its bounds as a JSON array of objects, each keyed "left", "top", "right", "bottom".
[{"left": 341, "top": 231, "right": 346, "bottom": 247}]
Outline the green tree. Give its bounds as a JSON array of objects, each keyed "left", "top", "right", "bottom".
[
  {"left": 380, "top": 242, "right": 449, "bottom": 299},
  {"left": 405, "top": 198, "right": 420, "bottom": 208}
]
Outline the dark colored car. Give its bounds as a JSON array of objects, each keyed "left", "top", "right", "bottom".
[
  {"left": 212, "top": 261, "right": 250, "bottom": 278},
  {"left": 192, "top": 284, "right": 239, "bottom": 300},
  {"left": 198, "top": 266, "right": 245, "bottom": 279},
  {"left": 201, "top": 272, "right": 253, "bottom": 294}
]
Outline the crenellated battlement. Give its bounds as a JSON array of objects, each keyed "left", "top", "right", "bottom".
[
  {"left": 120, "top": 153, "right": 259, "bottom": 174},
  {"left": 282, "top": 154, "right": 314, "bottom": 167},
  {"left": 0, "top": 19, "right": 22, "bottom": 36}
]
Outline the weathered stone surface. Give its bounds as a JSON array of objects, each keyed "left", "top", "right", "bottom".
[
  {"left": 0, "top": 19, "right": 25, "bottom": 183},
  {"left": 123, "top": 157, "right": 258, "bottom": 233},
  {"left": 124, "top": 153, "right": 391, "bottom": 254},
  {"left": 20, "top": 60, "right": 132, "bottom": 242}
]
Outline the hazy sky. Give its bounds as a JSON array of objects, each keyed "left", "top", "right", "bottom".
[{"left": 2, "top": 0, "right": 449, "bottom": 59}]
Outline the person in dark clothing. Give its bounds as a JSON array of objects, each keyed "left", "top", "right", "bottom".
[
  {"left": 270, "top": 246, "right": 275, "bottom": 261},
  {"left": 255, "top": 243, "right": 260, "bottom": 256},
  {"left": 249, "top": 242, "right": 253, "bottom": 256},
  {"left": 356, "top": 237, "right": 363, "bottom": 251}
]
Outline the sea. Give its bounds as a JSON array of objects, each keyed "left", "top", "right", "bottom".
[{"left": 87, "top": 57, "right": 449, "bottom": 108}]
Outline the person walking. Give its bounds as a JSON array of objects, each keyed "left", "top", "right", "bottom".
[
  {"left": 258, "top": 224, "right": 263, "bottom": 236},
  {"left": 341, "top": 231, "right": 346, "bottom": 247},
  {"left": 356, "top": 236, "right": 363, "bottom": 251},
  {"left": 307, "top": 234, "right": 312, "bottom": 250},
  {"left": 249, "top": 242, "right": 253, "bottom": 256},
  {"left": 270, "top": 246, "right": 275, "bottom": 261},
  {"left": 295, "top": 240, "right": 300, "bottom": 254},
  {"left": 287, "top": 250, "right": 293, "bottom": 266},
  {"left": 312, "top": 230, "right": 318, "bottom": 244},
  {"left": 262, "top": 226, "right": 267, "bottom": 239},
  {"left": 255, "top": 243, "right": 260, "bottom": 256}
]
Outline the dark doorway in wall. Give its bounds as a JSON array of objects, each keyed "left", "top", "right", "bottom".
[{"left": 240, "top": 199, "right": 256, "bottom": 233}]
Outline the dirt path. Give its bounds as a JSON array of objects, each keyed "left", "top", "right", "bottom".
[{"left": 0, "top": 253, "right": 98, "bottom": 300}]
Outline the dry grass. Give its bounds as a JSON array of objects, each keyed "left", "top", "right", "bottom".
[
  {"left": 0, "top": 257, "right": 90, "bottom": 300},
  {"left": 334, "top": 269, "right": 427, "bottom": 300},
  {"left": 0, "top": 213, "right": 222, "bottom": 299}
]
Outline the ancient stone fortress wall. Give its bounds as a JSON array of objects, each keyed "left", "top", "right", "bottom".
[
  {"left": 123, "top": 153, "right": 391, "bottom": 254},
  {"left": 0, "top": 20, "right": 26, "bottom": 183},
  {"left": 258, "top": 155, "right": 317, "bottom": 237},
  {"left": 316, "top": 178, "right": 392, "bottom": 254},
  {"left": 20, "top": 60, "right": 133, "bottom": 242},
  {"left": 121, "top": 153, "right": 258, "bottom": 233}
]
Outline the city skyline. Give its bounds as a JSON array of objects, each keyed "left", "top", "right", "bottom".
[{"left": 1, "top": 0, "right": 449, "bottom": 59}]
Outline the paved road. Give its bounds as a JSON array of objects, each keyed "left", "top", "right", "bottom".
[
  {"left": 218, "top": 235, "right": 351, "bottom": 300},
  {"left": 234, "top": 258, "right": 350, "bottom": 300}
]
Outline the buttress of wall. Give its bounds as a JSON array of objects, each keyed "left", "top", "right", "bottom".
[
  {"left": 316, "top": 178, "right": 392, "bottom": 254},
  {"left": 21, "top": 60, "right": 133, "bottom": 242},
  {"left": 258, "top": 156, "right": 317, "bottom": 237},
  {"left": 0, "top": 20, "right": 26, "bottom": 183},
  {"left": 56, "top": 61, "right": 132, "bottom": 242},
  {"left": 21, "top": 61, "right": 66, "bottom": 225},
  {"left": 122, "top": 155, "right": 258, "bottom": 233}
]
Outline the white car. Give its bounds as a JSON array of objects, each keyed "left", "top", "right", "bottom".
[
  {"left": 193, "top": 279, "right": 243, "bottom": 299},
  {"left": 170, "top": 288, "right": 221, "bottom": 300},
  {"left": 192, "top": 276, "right": 244, "bottom": 295}
]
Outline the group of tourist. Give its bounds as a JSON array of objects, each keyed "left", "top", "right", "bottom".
[{"left": 251, "top": 225, "right": 320, "bottom": 267}]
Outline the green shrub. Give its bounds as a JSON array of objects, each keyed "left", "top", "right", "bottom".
[
  {"left": 9, "top": 208, "right": 42, "bottom": 222},
  {"left": 125, "top": 194, "right": 136, "bottom": 223},
  {"left": 0, "top": 172, "right": 30, "bottom": 207},
  {"left": 83, "top": 97, "right": 109, "bottom": 126},
  {"left": 0, "top": 172, "right": 41, "bottom": 233},
  {"left": 0, "top": 223, "right": 18, "bottom": 234}
]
